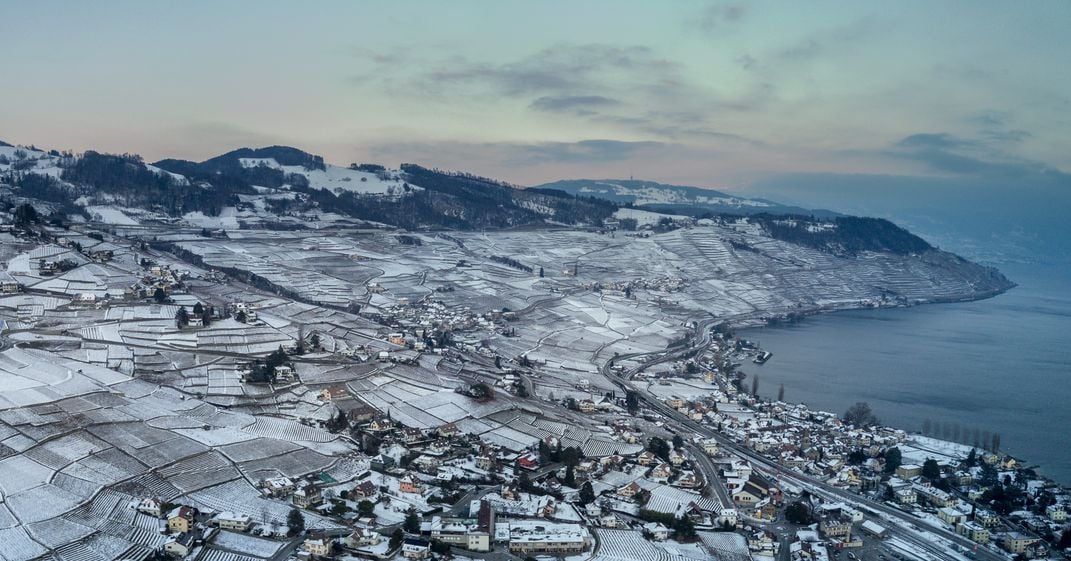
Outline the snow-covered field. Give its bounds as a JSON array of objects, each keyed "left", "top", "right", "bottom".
[
  {"left": 613, "top": 207, "right": 691, "bottom": 226},
  {"left": 238, "top": 157, "right": 422, "bottom": 196}
]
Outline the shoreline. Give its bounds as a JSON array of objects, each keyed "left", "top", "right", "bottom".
[
  {"left": 719, "top": 279, "right": 1017, "bottom": 331},
  {"left": 728, "top": 291, "right": 1069, "bottom": 490}
]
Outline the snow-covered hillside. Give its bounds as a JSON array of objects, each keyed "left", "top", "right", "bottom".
[
  {"left": 613, "top": 207, "right": 691, "bottom": 226},
  {"left": 583, "top": 181, "right": 772, "bottom": 208},
  {"left": 0, "top": 145, "right": 65, "bottom": 177},
  {"left": 238, "top": 157, "right": 421, "bottom": 196}
]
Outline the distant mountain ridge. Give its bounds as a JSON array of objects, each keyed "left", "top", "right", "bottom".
[
  {"left": 0, "top": 142, "right": 618, "bottom": 231},
  {"left": 535, "top": 178, "right": 841, "bottom": 218},
  {"left": 1, "top": 140, "right": 962, "bottom": 260}
]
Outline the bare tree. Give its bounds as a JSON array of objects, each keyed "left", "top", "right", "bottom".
[
  {"left": 991, "top": 433, "right": 1001, "bottom": 454},
  {"left": 751, "top": 374, "right": 759, "bottom": 397},
  {"left": 843, "top": 402, "right": 879, "bottom": 427},
  {"left": 777, "top": 384, "right": 785, "bottom": 402}
]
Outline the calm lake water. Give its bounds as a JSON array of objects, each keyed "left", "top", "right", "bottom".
[{"left": 742, "top": 262, "right": 1071, "bottom": 485}]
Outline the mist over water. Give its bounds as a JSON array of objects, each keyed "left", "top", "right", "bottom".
[{"left": 744, "top": 262, "right": 1071, "bottom": 484}]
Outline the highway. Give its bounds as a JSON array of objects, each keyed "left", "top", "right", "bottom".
[{"left": 602, "top": 323, "right": 995, "bottom": 561}]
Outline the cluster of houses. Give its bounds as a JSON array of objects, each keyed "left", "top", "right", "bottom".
[
  {"left": 649, "top": 344, "right": 1071, "bottom": 560},
  {"left": 131, "top": 498, "right": 256, "bottom": 558},
  {"left": 241, "top": 401, "right": 759, "bottom": 560}
]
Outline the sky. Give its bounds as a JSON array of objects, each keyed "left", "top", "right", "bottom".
[{"left": 1, "top": 0, "right": 1069, "bottom": 191}]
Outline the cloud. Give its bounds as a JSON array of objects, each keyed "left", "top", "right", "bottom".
[
  {"left": 410, "top": 44, "right": 679, "bottom": 98},
  {"left": 735, "top": 54, "right": 757, "bottom": 71},
  {"left": 515, "top": 139, "right": 666, "bottom": 164},
  {"left": 887, "top": 131, "right": 1054, "bottom": 178},
  {"left": 351, "top": 42, "right": 762, "bottom": 149},
  {"left": 698, "top": 2, "right": 749, "bottom": 31},
  {"left": 896, "top": 133, "right": 978, "bottom": 151},
  {"left": 529, "top": 95, "right": 620, "bottom": 114},
  {"left": 981, "top": 129, "right": 1031, "bottom": 143}
]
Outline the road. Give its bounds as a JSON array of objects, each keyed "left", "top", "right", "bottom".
[{"left": 687, "top": 443, "right": 734, "bottom": 510}]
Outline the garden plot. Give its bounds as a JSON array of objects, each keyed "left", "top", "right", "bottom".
[
  {"left": 218, "top": 437, "right": 302, "bottom": 463},
  {"left": 60, "top": 447, "right": 149, "bottom": 487},
  {"left": 237, "top": 448, "right": 335, "bottom": 478},
  {"left": 593, "top": 529, "right": 675, "bottom": 561},
  {"left": 246, "top": 416, "right": 335, "bottom": 442},
  {"left": 7, "top": 483, "right": 85, "bottom": 523},
  {"left": 0, "top": 455, "right": 55, "bottom": 495},
  {"left": 0, "top": 526, "right": 49, "bottom": 561},
  {"left": 208, "top": 530, "right": 283, "bottom": 558},
  {"left": 188, "top": 479, "right": 343, "bottom": 530},
  {"left": 24, "top": 517, "right": 96, "bottom": 551}
]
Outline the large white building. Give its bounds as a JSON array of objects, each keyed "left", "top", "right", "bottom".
[{"left": 504, "top": 520, "right": 592, "bottom": 555}]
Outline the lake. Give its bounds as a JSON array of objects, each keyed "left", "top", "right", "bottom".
[{"left": 742, "top": 262, "right": 1071, "bottom": 484}]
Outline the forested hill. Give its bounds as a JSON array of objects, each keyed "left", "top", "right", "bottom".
[
  {"left": 747, "top": 214, "right": 934, "bottom": 256},
  {"left": 0, "top": 141, "right": 964, "bottom": 262},
  {"left": 0, "top": 144, "right": 619, "bottom": 230},
  {"left": 537, "top": 178, "right": 840, "bottom": 218}
]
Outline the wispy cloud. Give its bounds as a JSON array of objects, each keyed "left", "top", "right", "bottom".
[
  {"left": 529, "top": 95, "right": 620, "bottom": 114},
  {"left": 405, "top": 44, "right": 679, "bottom": 98},
  {"left": 697, "top": 2, "right": 749, "bottom": 32},
  {"left": 887, "top": 131, "right": 1053, "bottom": 178},
  {"left": 349, "top": 42, "right": 760, "bottom": 145}
]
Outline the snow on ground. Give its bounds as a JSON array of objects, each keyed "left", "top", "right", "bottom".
[
  {"left": 901, "top": 435, "right": 974, "bottom": 465},
  {"left": 184, "top": 208, "right": 241, "bottom": 229},
  {"left": 85, "top": 205, "right": 139, "bottom": 225},
  {"left": 613, "top": 208, "right": 691, "bottom": 226},
  {"left": 237, "top": 158, "right": 421, "bottom": 196},
  {"left": 209, "top": 530, "right": 283, "bottom": 558},
  {"left": 145, "top": 164, "right": 189, "bottom": 185}
]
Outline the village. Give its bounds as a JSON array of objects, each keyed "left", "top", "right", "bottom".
[{"left": 0, "top": 207, "right": 1067, "bottom": 561}]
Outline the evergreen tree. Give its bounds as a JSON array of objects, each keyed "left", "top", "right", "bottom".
[
  {"left": 883, "top": 447, "right": 903, "bottom": 474},
  {"left": 13, "top": 203, "right": 39, "bottom": 229},
  {"left": 579, "top": 481, "right": 595, "bottom": 505},
  {"left": 785, "top": 501, "right": 814, "bottom": 525},
  {"left": 673, "top": 515, "right": 697, "bottom": 540},
  {"left": 647, "top": 437, "right": 671, "bottom": 462},
  {"left": 286, "top": 508, "right": 305, "bottom": 535},
  {"left": 358, "top": 500, "right": 375, "bottom": 517},
  {"left": 922, "top": 458, "right": 941, "bottom": 481},
  {"left": 175, "top": 306, "right": 189, "bottom": 328},
  {"left": 404, "top": 511, "right": 421, "bottom": 533}
]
